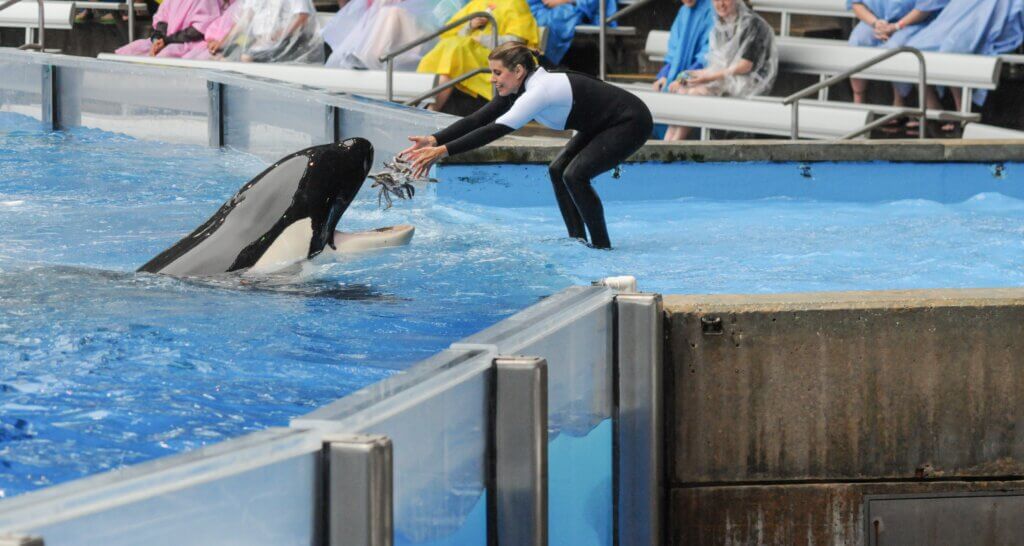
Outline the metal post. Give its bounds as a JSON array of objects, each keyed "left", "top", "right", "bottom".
[
  {"left": 127, "top": 0, "right": 135, "bottom": 43},
  {"left": 41, "top": 64, "right": 57, "bottom": 130},
  {"left": 385, "top": 58, "right": 394, "bottom": 103},
  {"left": 700, "top": 127, "right": 710, "bottom": 141},
  {"left": 780, "top": 12, "right": 791, "bottom": 37},
  {"left": 614, "top": 294, "right": 664, "bottom": 546},
  {"left": 961, "top": 88, "right": 973, "bottom": 115},
  {"left": 818, "top": 74, "right": 830, "bottom": 101},
  {"left": 598, "top": 0, "right": 607, "bottom": 80},
  {"left": 207, "top": 81, "right": 223, "bottom": 148},
  {"left": 791, "top": 101, "right": 800, "bottom": 140},
  {"left": 918, "top": 61, "right": 928, "bottom": 140},
  {"left": 327, "top": 435, "right": 393, "bottom": 546},
  {"left": 36, "top": 0, "right": 44, "bottom": 51},
  {"left": 491, "top": 356, "right": 548, "bottom": 546}
]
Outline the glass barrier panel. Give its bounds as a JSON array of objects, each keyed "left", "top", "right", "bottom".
[
  {"left": 453, "top": 285, "right": 615, "bottom": 546},
  {"left": 0, "top": 429, "right": 323, "bottom": 546},
  {"left": 0, "top": 59, "right": 42, "bottom": 121}
]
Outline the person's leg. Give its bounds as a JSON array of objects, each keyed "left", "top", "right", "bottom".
[
  {"left": 548, "top": 132, "right": 593, "bottom": 240},
  {"left": 562, "top": 117, "right": 651, "bottom": 249},
  {"left": 427, "top": 75, "right": 453, "bottom": 111},
  {"left": 850, "top": 78, "right": 868, "bottom": 104}
]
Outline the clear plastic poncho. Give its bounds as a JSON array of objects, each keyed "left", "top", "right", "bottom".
[
  {"left": 221, "top": 0, "right": 324, "bottom": 63},
  {"left": 704, "top": 0, "right": 778, "bottom": 97},
  {"left": 324, "top": 0, "right": 465, "bottom": 70}
]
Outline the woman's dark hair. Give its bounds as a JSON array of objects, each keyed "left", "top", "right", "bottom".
[{"left": 488, "top": 42, "right": 540, "bottom": 73}]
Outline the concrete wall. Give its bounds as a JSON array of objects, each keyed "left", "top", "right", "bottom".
[{"left": 664, "top": 289, "right": 1024, "bottom": 545}]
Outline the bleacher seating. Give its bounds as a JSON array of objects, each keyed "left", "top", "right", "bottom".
[
  {"left": 97, "top": 54, "right": 438, "bottom": 103},
  {"left": 644, "top": 30, "right": 1001, "bottom": 114},
  {"left": 751, "top": 0, "right": 852, "bottom": 36},
  {"left": 623, "top": 85, "right": 871, "bottom": 139},
  {"left": 0, "top": 0, "right": 75, "bottom": 46},
  {"left": 962, "top": 123, "right": 1024, "bottom": 140}
]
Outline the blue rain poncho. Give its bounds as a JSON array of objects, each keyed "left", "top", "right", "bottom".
[
  {"left": 528, "top": 0, "right": 616, "bottom": 64},
  {"left": 656, "top": 0, "right": 715, "bottom": 86},
  {"left": 846, "top": 0, "right": 937, "bottom": 47},
  {"left": 893, "top": 0, "right": 1024, "bottom": 105}
]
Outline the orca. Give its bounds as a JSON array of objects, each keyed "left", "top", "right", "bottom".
[{"left": 139, "top": 139, "right": 374, "bottom": 277}]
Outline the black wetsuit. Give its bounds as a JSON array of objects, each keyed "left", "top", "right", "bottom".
[{"left": 433, "top": 67, "right": 653, "bottom": 249}]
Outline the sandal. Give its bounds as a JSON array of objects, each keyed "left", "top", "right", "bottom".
[
  {"left": 73, "top": 9, "right": 92, "bottom": 23},
  {"left": 98, "top": 12, "right": 116, "bottom": 25}
]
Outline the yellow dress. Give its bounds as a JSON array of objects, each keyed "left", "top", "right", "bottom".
[{"left": 417, "top": 0, "right": 539, "bottom": 100}]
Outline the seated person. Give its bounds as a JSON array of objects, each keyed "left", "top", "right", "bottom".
[
  {"left": 219, "top": 0, "right": 324, "bottom": 63},
  {"left": 847, "top": 0, "right": 944, "bottom": 104},
  {"left": 664, "top": 0, "right": 777, "bottom": 140},
  {"left": 527, "top": 0, "right": 615, "bottom": 64},
  {"left": 325, "top": 0, "right": 465, "bottom": 70},
  {"left": 417, "top": 0, "right": 540, "bottom": 111},
  {"left": 183, "top": 0, "right": 241, "bottom": 59},
  {"left": 890, "top": 0, "right": 1022, "bottom": 115},
  {"left": 653, "top": 0, "right": 715, "bottom": 93},
  {"left": 115, "top": 0, "right": 222, "bottom": 58}
]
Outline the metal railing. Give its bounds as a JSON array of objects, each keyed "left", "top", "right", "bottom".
[
  {"left": 0, "top": 0, "right": 45, "bottom": 51},
  {"left": 76, "top": 0, "right": 147, "bottom": 43},
  {"left": 783, "top": 46, "right": 927, "bottom": 140},
  {"left": 379, "top": 10, "right": 496, "bottom": 104},
  {"left": 597, "top": 0, "right": 654, "bottom": 80}
]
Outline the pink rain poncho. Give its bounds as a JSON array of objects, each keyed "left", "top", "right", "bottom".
[
  {"left": 115, "top": 0, "right": 222, "bottom": 58},
  {"left": 182, "top": 0, "right": 242, "bottom": 59}
]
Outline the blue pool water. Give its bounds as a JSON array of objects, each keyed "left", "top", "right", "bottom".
[{"left": 3, "top": 111, "right": 1024, "bottom": 501}]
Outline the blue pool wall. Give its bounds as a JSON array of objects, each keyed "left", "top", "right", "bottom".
[{"left": 435, "top": 162, "right": 1021, "bottom": 206}]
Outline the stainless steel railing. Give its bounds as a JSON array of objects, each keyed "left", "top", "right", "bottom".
[
  {"left": 378, "top": 10, "right": 497, "bottom": 104},
  {"left": 597, "top": 0, "right": 654, "bottom": 80},
  {"left": 0, "top": 0, "right": 45, "bottom": 51},
  {"left": 783, "top": 46, "right": 927, "bottom": 140}
]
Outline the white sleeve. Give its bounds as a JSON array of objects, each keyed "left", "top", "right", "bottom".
[
  {"left": 494, "top": 87, "right": 549, "bottom": 130},
  {"left": 291, "top": 0, "right": 314, "bottom": 16}
]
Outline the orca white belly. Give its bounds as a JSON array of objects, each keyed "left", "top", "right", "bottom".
[{"left": 329, "top": 225, "right": 415, "bottom": 253}]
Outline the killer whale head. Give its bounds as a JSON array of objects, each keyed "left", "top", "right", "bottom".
[{"left": 138, "top": 139, "right": 374, "bottom": 277}]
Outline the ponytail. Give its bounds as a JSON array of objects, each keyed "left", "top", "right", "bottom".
[{"left": 488, "top": 42, "right": 541, "bottom": 73}]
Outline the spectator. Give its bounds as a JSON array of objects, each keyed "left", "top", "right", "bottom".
[
  {"left": 847, "top": 0, "right": 945, "bottom": 104},
  {"left": 417, "top": 0, "right": 540, "bottom": 111},
  {"left": 527, "top": 0, "right": 615, "bottom": 65},
  {"left": 183, "top": 0, "right": 242, "bottom": 59},
  {"left": 652, "top": 0, "right": 715, "bottom": 93},
  {"left": 664, "top": 0, "right": 777, "bottom": 140},
  {"left": 114, "top": 0, "right": 222, "bottom": 58},
  {"left": 325, "top": 0, "right": 466, "bottom": 69},
  {"left": 219, "top": 0, "right": 324, "bottom": 63},
  {"left": 891, "top": 0, "right": 1023, "bottom": 115}
]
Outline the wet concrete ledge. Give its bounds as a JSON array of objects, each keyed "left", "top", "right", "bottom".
[{"left": 444, "top": 138, "right": 1024, "bottom": 164}]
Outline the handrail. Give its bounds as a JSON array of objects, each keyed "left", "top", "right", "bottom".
[
  {"left": 783, "top": 46, "right": 927, "bottom": 140},
  {"left": 379, "top": 11, "right": 497, "bottom": 103},
  {"left": 403, "top": 67, "right": 489, "bottom": 106},
  {"left": 0, "top": 0, "right": 45, "bottom": 51},
  {"left": 597, "top": 0, "right": 655, "bottom": 80}
]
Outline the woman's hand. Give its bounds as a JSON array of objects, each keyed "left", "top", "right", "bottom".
[
  {"left": 207, "top": 38, "right": 222, "bottom": 54},
  {"left": 399, "top": 135, "right": 438, "bottom": 159},
  {"left": 652, "top": 77, "right": 667, "bottom": 92},
  {"left": 542, "top": 0, "right": 573, "bottom": 7},
  {"left": 149, "top": 38, "right": 165, "bottom": 56},
  {"left": 685, "top": 71, "right": 718, "bottom": 86},
  {"left": 667, "top": 80, "right": 684, "bottom": 93},
  {"left": 470, "top": 16, "right": 489, "bottom": 30},
  {"left": 406, "top": 145, "right": 448, "bottom": 179}
]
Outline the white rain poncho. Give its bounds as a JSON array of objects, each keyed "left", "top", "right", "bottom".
[
  {"left": 323, "top": 0, "right": 465, "bottom": 70},
  {"left": 221, "top": 0, "right": 324, "bottom": 63},
  {"left": 704, "top": 0, "right": 778, "bottom": 97}
]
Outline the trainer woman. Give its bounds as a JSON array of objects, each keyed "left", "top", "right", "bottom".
[{"left": 402, "top": 42, "right": 653, "bottom": 249}]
